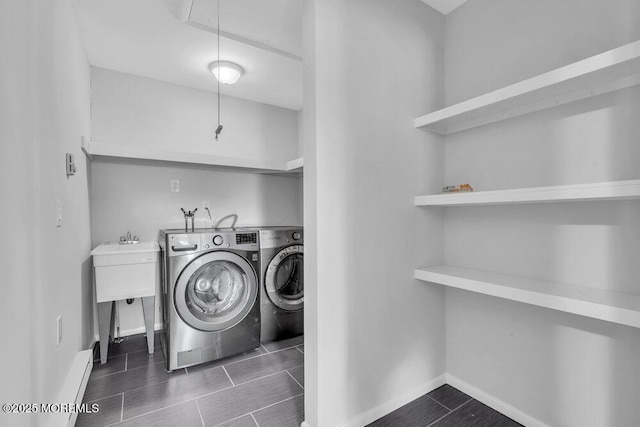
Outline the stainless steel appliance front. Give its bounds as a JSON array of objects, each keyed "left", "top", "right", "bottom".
[
  {"left": 254, "top": 226, "right": 304, "bottom": 343},
  {"left": 159, "top": 229, "right": 260, "bottom": 371}
]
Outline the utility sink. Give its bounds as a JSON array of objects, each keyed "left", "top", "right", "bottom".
[
  {"left": 91, "top": 241, "right": 159, "bottom": 364},
  {"left": 90, "top": 241, "right": 159, "bottom": 303}
]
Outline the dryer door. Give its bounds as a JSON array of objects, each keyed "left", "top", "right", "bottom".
[
  {"left": 175, "top": 251, "right": 258, "bottom": 332},
  {"left": 265, "top": 245, "right": 304, "bottom": 311}
]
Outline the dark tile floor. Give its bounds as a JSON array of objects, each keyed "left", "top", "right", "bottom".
[
  {"left": 77, "top": 333, "right": 304, "bottom": 427},
  {"left": 79, "top": 333, "right": 519, "bottom": 427},
  {"left": 368, "top": 384, "right": 523, "bottom": 427}
]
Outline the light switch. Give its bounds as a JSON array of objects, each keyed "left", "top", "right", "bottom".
[
  {"left": 55, "top": 200, "right": 63, "bottom": 227},
  {"left": 170, "top": 180, "right": 180, "bottom": 192}
]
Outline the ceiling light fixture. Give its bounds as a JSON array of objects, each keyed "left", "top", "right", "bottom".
[{"left": 209, "top": 61, "right": 244, "bottom": 85}]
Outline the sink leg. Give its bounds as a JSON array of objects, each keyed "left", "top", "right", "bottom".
[
  {"left": 97, "top": 301, "right": 114, "bottom": 364},
  {"left": 141, "top": 296, "right": 155, "bottom": 355}
]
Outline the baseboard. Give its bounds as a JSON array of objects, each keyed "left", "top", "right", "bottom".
[
  {"left": 338, "top": 373, "right": 447, "bottom": 427},
  {"left": 445, "top": 374, "right": 549, "bottom": 427},
  {"left": 47, "top": 350, "right": 93, "bottom": 427}
]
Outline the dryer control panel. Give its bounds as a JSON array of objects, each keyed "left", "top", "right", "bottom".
[{"left": 259, "top": 228, "right": 304, "bottom": 249}]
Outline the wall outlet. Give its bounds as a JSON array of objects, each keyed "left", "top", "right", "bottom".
[
  {"left": 65, "top": 153, "right": 76, "bottom": 177},
  {"left": 170, "top": 180, "right": 180, "bottom": 192},
  {"left": 56, "top": 315, "right": 62, "bottom": 345},
  {"left": 55, "top": 200, "right": 63, "bottom": 227},
  {"left": 202, "top": 200, "right": 210, "bottom": 210}
]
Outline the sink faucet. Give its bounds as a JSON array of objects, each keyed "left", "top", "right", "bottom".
[
  {"left": 119, "top": 231, "right": 140, "bottom": 244},
  {"left": 180, "top": 208, "right": 198, "bottom": 232}
]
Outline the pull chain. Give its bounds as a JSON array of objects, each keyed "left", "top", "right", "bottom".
[{"left": 215, "top": 0, "right": 223, "bottom": 140}]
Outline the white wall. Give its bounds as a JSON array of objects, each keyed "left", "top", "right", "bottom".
[
  {"left": 444, "top": 0, "right": 640, "bottom": 425},
  {"left": 303, "top": 0, "right": 446, "bottom": 425},
  {"left": 0, "top": 0, "right": 93, "bottom": 425},
  {"left": 91, "top": 161, "right": 301, "bottom": 333},
  {"left": 91, "top": 67, "right": 299, "bottom": 162},
  {"left": 90, "top": 69, "right": 301, "bottom": 335}
]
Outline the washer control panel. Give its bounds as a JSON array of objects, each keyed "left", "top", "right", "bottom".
[
  {"left": 202, "top": 231, "right": 258, "bottom": 250},
  {"left": 164, "top": 230, "right": 259, "bottom": 254}
]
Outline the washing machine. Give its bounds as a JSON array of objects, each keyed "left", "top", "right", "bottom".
[
  {"left": 255, "top": 226, "right": 304, "bottom": 343},
  {"left": 159, "top": 228, "right": 260, "bottom": 371}
]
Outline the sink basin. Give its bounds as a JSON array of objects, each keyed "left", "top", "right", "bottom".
[
  {"left": 90, "top": 241, "right": 159, "bottom": 257},
  {"left": 91, "top": 241, "right": 159, "bottom": 303}
]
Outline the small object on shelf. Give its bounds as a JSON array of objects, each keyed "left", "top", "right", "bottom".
[{"left": 442, "top": 183, "right": 474, "bottom": 193}]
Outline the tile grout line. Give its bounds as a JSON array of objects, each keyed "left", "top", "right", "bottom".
[
  {"left": 88, "top": 342, "right": 304, "bottom": 424},
  {"left": 215, "top": 392, "right": 304, "bottom": 427},
  {"left": 211, "top": 412, "right": 256, "bottom": 426},
  {"left": 89, "top": 358, "right": 166, "bottom": 380},
  {"left": 260, "top": 344, "right": 270, "bottom": 353},
  {"left": 232, "top": 364, "right": 302, "bottom": 387},
  {"left": 222, "top": 347, "right": 304, "bottom": 378},
  {"left": 296, "top": 345, "right": 304, "bottom": 355},
  {"left": 223, "top": 345, "right": 302, "bottom": 369},
  {"left": 189, "top": 345, "right": 298, "bottom": 374},
  {"left": 87, "top": 368, "right": 188, "bottom": 405},
  {"left": 103, "top": 365, "right": 296, "bottom": 423},
  {"left": 249, "top": 392, "right": 304, "bottom": 417},
  {"left": 103, "top": 397, "right": 199, "bottom": 427},
  {"left": 250, "top": 413, "right": 259, "bottom": 426},
  {"left": 425, "top": 397, "right": 474, "bottom": 427},
  {"left": 424, "top": 393, "right": 453, "bottom": 412},
  {"left": 120, "top": 393, "right": 124, "bottom": 423},
  {"left": 176, "top": 368, "right": 293, "bottom": 411},
  {"left": 221, "top": 365, "right": 235, "bottom": 386},
  {"left": 195, "top": 399, "right": 206, "bottom": 427},
  {"left": 109, "top": 395, "right": 216, "bottom": 426},
  {"left": 285, "top": 369, "right": 304, "bottom": 390},
  {"left": 83, "top": 391, "right": 128, "bottom": 405}
]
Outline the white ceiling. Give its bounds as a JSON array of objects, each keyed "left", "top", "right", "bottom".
[
  {"left": 72, "top": 0, "right": 303, "bottom": 110},
  {"left": 420, "top": 0, "right": 468, "bottom": 15},
  {"left": 71, "top": 0, "right": 465, "bottom": 112}
]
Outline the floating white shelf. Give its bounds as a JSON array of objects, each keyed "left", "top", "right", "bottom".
[
  {"left": 415, "top": 265, "right": 640, "bottom": 328},
  {"left": 81, "top": 141, "right": 303, "bottom": 174},
  {"left": 415, "top": 180, "right": 640, "bottom": 206},
  {"left": 415, "top": 40, "right": 640, "bottom": 134},
  {"left": 286, "top": 157, "right": 304, "bottom": 172}
]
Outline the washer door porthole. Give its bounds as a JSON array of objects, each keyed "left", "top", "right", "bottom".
[
  {"left": 265, "top": 245, "right": 304, "bottom": 311},
  {"left": 175, "top": 251, "right": 258, "bottom": 332}
]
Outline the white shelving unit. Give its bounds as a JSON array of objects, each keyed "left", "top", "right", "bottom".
[
  {"left": 415, "top": 180, "right": 640, "bottom": 206},
  {"left": 415, "top": 266, "right": 640, "bottom": 329},
  {"left": 414, "top": 41, "right": 640, "bottom": 328},
  {"left": 81, "top": 140, "right": 304, "bottom": 174},
  {"left": 414, "top": 40, "right": 640, "bottom": 134}
]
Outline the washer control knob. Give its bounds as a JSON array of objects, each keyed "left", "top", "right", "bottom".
[
  {"left": 292, "top": 232, "right": 301, "bottom": 240},
  {"left": 213, "top": 235, "right": 223, "bottom": 246}
]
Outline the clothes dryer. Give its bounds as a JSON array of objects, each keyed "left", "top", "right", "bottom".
[
  {"left": 159, "top": 228, "right": 260, "bottom": 371},
  {"left": 255, "top": 227, "right": 304, "bottom": 342}
]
